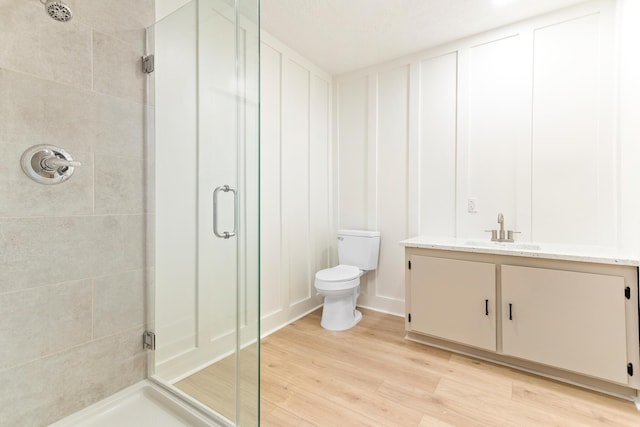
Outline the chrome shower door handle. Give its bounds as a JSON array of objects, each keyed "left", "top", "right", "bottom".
[{"left": 213, "top": 185, "right": 237, "bottom": 239}]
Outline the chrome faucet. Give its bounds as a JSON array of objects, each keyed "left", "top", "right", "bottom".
[{"left": 486, "top": 212, "right": 519, "bottom": 242}]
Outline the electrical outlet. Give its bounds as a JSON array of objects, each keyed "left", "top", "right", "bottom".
[{"left": 468, "top": 198, "right": 478, "bottom": 213}]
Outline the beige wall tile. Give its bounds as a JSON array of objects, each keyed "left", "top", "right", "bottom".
[
  {"left": 0, "top": 327, "right": 146, "bottom": 427},
  {"left": 0, "top": 143, "right": 93, "bottom": 217},
  {"left": 0, "top": 215, "right": 148, "bottom": 294},
  {"left": 36, "top": 19, "right": 93, "bottom": 89},
  {"left": 0, "top": 0, "right": 92, "bottom": 89},
  {"left": 94, "top": 154, "right": 146, "bottom": 215},
  {"left": 0, "top": 69, "right": 95, "bottom": 152},
  {"left": 93, "top": 32, "right": 146, "bottom": 103},
  {"left": 95, "top": 94, "right": 146, "bottom": 159},
  {"left": 60, "top": 327, "right": 147, "bottom": 418},
  {"left": 0, "top": 279, "right": 92, "bottom": 371},
  {"left": 0, "top": 353, "right": 65, "bottom": 427},
  {"left": 0, "top": 0, "right": 153, "bottom": 424},
  {"left": 93, "top": 269, "right": 147, "bottom": 339},
  {"left": 73, "top": 0, "right": 154, "bottom": 53}
]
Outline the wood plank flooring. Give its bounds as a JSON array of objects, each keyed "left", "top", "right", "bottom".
[
  {"left": 175, "top": 343, "right": 259, "bottom": 425},
  {"left": 178, "top": 308, "right": 640, "bottom": 426},
  {"left": 260, "top": 308, "right": 640, "bottom": 426}
]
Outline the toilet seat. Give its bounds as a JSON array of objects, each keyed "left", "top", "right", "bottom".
[
  {"left": 314, "top": 265, "right": 361, "bottom": 292},
  {"left": 316, "top": 264, "right": 361, "bottom": 281}
]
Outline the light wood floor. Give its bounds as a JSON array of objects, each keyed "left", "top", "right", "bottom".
[
  {"left": 260, "top": 308, "right": 640, "bottom": 427},
  {"left": 175, "top": 343, "right": 259, "bottom": 425},
  {"left": 177, "top": 308, "right": 640, "bottom": 426}
]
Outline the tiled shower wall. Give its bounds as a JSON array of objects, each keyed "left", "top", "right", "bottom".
[{"left": 0, "top": 0, "right": 154, "bottom": 425}]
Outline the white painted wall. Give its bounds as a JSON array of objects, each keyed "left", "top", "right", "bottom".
[
  {"left": 154, "top": 0, "right": 639, "bottom": 331},
  {"left": 259, "top": 33, "right": 332, "bottom": 335},
  {"left": 373, "top": 66, "right": 410, "bottom": 304},
  {"left": 531, "top": 11, "right": 616, "bottom": 246},
  {"left": 335, "top": 0, "right": 626, "bottom": 316},
  {"left": 416, "top": 53, "right": 457, "bottom": 238},
  {"left": 462, "top": 33, "right": 530, "bottom": 241},
  {"left": 335, "top": 64, "right": 411, "bottom": 314},
  {"left": 336, "top": 77, "right": 368, "bottom": 231}
]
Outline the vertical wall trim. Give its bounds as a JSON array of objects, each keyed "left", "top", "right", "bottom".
[
  {"left": 306, "top": 68, "right": 312, "bottom": 296},
  {"left": 368, "top": 75, "right": 377, "bottom": 232},
  {"left": 368, "top": 74, "right": 379, "bottom": 295},
  {"left": 325, "top": 77, "right": 335, "bottom": 264},
  {"left": 403, "top": 65, "right": 410, "bottom": 242},
  {"left": 277, "top": 48, "right": 285, "bottom": 313},
  {"left": 598, "top": 4, "right": 619, "bottom": 247},
  {"left": 527, "top": 27, "right": 536, "bottom": 241},
  {"left": 279, "top": 52, "right": 289, "bottom": 313},
  {"left": 408, "top": 61, "right": 421, "bottom": 237},
  {"left": 453, "top": 51, "right": 460, "bottom": 237},
  {"left": 455, "top": 48, "right": 470, "bottom": 239},
  {"left": 335, "top": 81, "right": 341, "bottom": 233},
  {"left": 614, "top": 0, "right": 623, "bottom": 249},
  {"left": 530, "top": 23, "right": 538, "bottom": 241}
]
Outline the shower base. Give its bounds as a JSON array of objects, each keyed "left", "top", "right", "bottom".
[{"left": 49, "top": 380, "right": 217, "bottom": 427}]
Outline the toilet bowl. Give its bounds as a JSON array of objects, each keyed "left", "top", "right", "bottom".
[
  {"left": 314, "top": 264, "right": 363, "bottom": 331},
  {"left": 314, "top": 230, "right": 380, "bottom": 331}
]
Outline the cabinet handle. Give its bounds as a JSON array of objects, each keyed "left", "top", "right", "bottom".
[
  {"left": 509, "top": 303, "right": 513, "bottom": 320},
  {"left": 485, "top": 299, "right": 489, "bottom": 316}
]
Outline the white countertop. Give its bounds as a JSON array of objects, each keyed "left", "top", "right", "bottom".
[{"left": 400, "top": 236, "right": 640, "bottom": 267}]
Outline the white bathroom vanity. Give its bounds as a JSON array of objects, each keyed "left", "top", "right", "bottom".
[{"left": 402, "top": 237, "right": 640, "bottom": 407}]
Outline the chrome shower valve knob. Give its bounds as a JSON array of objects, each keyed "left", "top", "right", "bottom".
[
  {"left": 21, "top": 144, "right": 81, "bottom": 185},
  {"left": 41, "top": 156, "right": 81, "bottom": 171}
]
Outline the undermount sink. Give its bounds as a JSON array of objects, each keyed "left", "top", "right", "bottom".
[{"left": 464, "top": 241, "right": 542, "bottom": 251}]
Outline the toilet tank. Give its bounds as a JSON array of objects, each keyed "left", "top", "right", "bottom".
[{"left": 337, "top": 229, "right": 381, "bottom": 271}]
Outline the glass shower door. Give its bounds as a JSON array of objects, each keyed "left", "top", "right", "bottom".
[{"left": 148, "top": 0, "right": 259, "bottom": 425}]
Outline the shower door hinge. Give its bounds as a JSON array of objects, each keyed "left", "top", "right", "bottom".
[
  {"left": 142, "top": 55, "right": 155, "bottom": 74},
  {"left": 143, "top": 331, "right": 156, "bottom": 350}
]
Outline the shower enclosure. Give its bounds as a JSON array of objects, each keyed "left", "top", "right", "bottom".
[{"left": 147, "top": 0, "right": 260, "bottom": 425}]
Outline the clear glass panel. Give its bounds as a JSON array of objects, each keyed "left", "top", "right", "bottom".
[
  {"left": 236, "top": 0, "right": 260, "bottom": 423},
  {"left": 148, "top": 0, "right": 259, "bottom": 425}
]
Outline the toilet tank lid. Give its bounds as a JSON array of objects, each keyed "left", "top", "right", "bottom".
[{"left": 337, "top": 229, "right": 380, "bottom": 237}]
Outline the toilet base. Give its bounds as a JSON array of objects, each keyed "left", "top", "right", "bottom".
[
  {"left": 320, "top": 293, "right": 362, "bottom": 331},
  {"left": 353, "top": 309, "right": 362, "bottom": 324}
]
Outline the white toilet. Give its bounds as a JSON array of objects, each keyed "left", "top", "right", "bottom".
[{"left": 314, "top": 230, "right": 381, "bottom": 331}]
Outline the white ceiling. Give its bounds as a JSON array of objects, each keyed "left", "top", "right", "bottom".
[{"left": 261, "top": 0, "right": 589, "bottom": 75}]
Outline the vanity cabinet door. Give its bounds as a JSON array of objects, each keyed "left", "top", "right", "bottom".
[
  {"left": 501, "top": 265, "right": 628, "bottom": 384},
  {"left": 410, "top": 256, "right": 496, "bottom": 351}
]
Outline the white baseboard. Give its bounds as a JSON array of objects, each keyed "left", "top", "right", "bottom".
[
  {"left": 357, "top": 304, "right": 404, "bottom": 318},
  {"left": 261, "top": 304, "right": 323, "bottom": 339}
]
